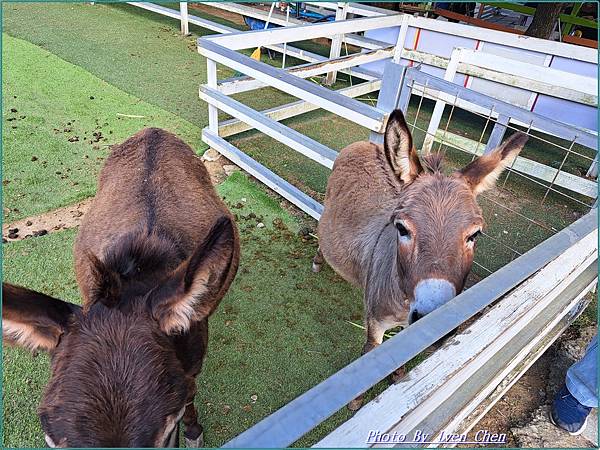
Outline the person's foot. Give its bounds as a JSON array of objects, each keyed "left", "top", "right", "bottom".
[{"left": 550, "top": 385, "right": 592, "bottom": 435}]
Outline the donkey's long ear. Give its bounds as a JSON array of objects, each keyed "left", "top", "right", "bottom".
[
  {"left": 458, "top": 133, "right": 528, "bottom": 196},
  {"left": 383, "top": 109, "right": 423, "bottom": 184},
  {"left": 2, "top": 283, "right": 81, "bottom": 352},
  {"left": 150, "top": 216, "right": 236, "bottom": 335}
]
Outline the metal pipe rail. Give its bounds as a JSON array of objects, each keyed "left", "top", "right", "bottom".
[
  {"left": 198, "top": 38, "right": 388, "bottom": 133},
  {"left": 222, "top": 211, "right": 597, "bottom": 448}
]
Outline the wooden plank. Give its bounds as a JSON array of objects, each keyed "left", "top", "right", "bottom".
[
  {"left": 217, "top": 46, "right": 393, "bottom": 95},
  {"left": 433, "top": 129, "right": 598, "bottom": 198},
  {"left": 563, "top": 34, "right": 598, "bottom": 49},
  {"left": 441, "top": 269, "right": 597, "bottom": 446},
  {"left": 457, "top": 49, "right": 597, "bottom": 102},
  {"left": 325, "top": 2, "right": 349, "bottom": 85},
  {"left": 222, "top": 211, "right": 596, "bottom": 448},
  {"left": 432, "top": 8, "right": 526, "bottom": 35},
  {"left": 202, "top": 129, "right": 323, "bottom": 219},
  {"left": 315, "top": 228, "right": 597, "bottom": 447},
  {"left": 198, "top": 39, "right": 388, "bottom": 133},
  {"left": 407, "top": 15, "right": 597, "bottom": 63},
  {"left": 400, "top": 48, "right": 597, "bottom": 106},
  {"left": 199, "top": 85, "right": 338, "bottom": 168},
  {"left": 218, "top": 80, "right": 382, "bottom": 137},
  {"left": 401, "top": 263, "right": 597, "bottom": 449},
  {"left": 203, "top": 13, "right": 404, "bottom": 50},
  {"left": 405, "top": 69, "right": 598, "bottom": 150}
]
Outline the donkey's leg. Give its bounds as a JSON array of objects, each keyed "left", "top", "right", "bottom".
[
  {"left": 312, "top": 246, "right": 325, "bottom": 273},
  {"left": 181, "top": 377, "right": 204, "bottom": 448},
  {"left": 183, "top": 400, "right": 204, "bottom": 448},
  {"left": 347, "top": 318, "right": 389, "bottom": 411}
]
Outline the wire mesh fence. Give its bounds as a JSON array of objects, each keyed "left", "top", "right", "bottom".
[{"left": 402, "top": 74, "right": 597, "bottom": 279}]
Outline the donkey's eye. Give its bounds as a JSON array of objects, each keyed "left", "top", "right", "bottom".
[
  {"left": 395, "top": 221, "right": 410, "bottom": 238},
  {"left": 467, "top": 230, "right": 481, "bottom": 243}
]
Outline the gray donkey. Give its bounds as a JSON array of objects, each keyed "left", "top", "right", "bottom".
[{"left": 314, "top": 109, "right": 527, "bottom": 409}]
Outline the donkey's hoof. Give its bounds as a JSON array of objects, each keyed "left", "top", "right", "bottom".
[
  {"left": 184, "top": 432, "right": 204, "bottom": 448},
  {"left": 312, "top": 262, "right": 321, "bottom": 273},
  {"left": 347, "top": 398, "right": 363, "bottom": 411},
  {"left": 389, "top": 367, "right": 406, "bottom": 384}
]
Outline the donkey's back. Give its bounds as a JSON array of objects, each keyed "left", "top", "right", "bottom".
[{"left": 74, "top": 127, "right": 238, "bottom": 305}]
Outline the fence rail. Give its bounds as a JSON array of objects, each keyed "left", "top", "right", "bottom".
[
  {"left": 193, "top": 11, "right": 598, "bottom": 444},
  {"left": 223, "top": 211, "right": 596, "bottom": 447}
]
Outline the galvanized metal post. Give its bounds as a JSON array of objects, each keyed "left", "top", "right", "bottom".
[
  {"left": 369, "top": 61, "right": 407, "bottom": 144},
  {"left": 484, "top": 113, "right": 510, "bottom": 153}
]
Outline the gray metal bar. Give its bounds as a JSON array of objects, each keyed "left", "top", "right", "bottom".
[
  {"left": 202, "top": 129, "right": 324, "bottom": 220},
  {"left": 369, "top": 62, "right": 407, "bottom": 144},
  {"left": 222, "top": 210, "right": 597, "bottom": 448},
  {"left": 199, "top": 85, "right": 338, "bottom": 168},
  {"left": 404, "top": 69, "right": 598, "bottom": 151},
  {"left": 198, "top": 39, "right": 388, "bottom": 132},
  {"left": 397, "top": 260, "right": 598, "bottom": 448},
  {"left": 398, "top": 71, "right": 414, "bottom": 116},
  {"left": 484, "top": 113, "right": 509, "bottom": 154}
]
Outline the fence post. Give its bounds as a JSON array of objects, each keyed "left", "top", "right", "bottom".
[
  {"left": 180, "top": 2, "right": 189, "bottom": 35},
  {"left": 324, "top": 2, "right": 349, "bottom": 86},
  {"left": 586, "top": 154, "right": 598, "bottom": 179},
  {"left": 206, "top": 59, "right": 219, "bottom": 133},
  {"left": 393, "top": 14, "right": 411, "bottom": 63},
  {"left": 484, "top": 114, "right": 510, "bottom": 153},
  {"left": 422, "top": 47, "right": 462, "bottom": 154},
  {"left": 369, "top": 62, "right": 406, "bottom": 144}
]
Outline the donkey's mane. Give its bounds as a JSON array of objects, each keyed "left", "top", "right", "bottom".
[
  {"left": 87, "top": 228, "right": 187, "bottom": 309},
  {"left": 422, "top": 152, "right": 445, "bottom": 173},
  {"left": 103, "top": 229, "right": 184, "bottom": 280}
]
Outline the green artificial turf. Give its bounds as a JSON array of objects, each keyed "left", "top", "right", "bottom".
[
  {"left": 2, "top": 171, "right": 376, "bottom": 447},
  {"left": 2, "top": 2, "right": 333, "bottom": 127},
  {"left": 2, "top": 33, "right": 206, "bottom": 222}
]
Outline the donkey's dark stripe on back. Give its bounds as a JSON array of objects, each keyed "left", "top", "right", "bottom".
[{"left": 140, "top": 128, "right": 164, "bottom": 233}]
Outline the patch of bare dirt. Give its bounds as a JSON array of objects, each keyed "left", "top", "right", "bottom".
[
  {"left": 189, "top": 3, "right": 247, "bottom": 27},
  {"left": 461, "top": 325, "right": 597, "bottom": 448},
  {"left": 3, "top": 199, "right": 93, "bottom": 242},
  {"left": 3, "top": 153, "right": 233, "bottom": 242}
]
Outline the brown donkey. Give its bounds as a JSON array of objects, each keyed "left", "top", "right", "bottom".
[
  {"left": 314, "top": 110, "right": 527, "bottom": 409},
  {"left": 3, "top": 128, "right": 240, "bottom": 447}
]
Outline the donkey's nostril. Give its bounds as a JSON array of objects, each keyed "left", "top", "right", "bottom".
[{"left": 413, "top": 278, "right": 456, "bottom": 316}]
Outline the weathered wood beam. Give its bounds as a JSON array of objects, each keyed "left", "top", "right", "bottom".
[
  {"left": 217, "top": 46, "right": 392, "bottom": 95},
  {"left": 315, "top": 226, "right": 597, "bottom": 447},
  {"left": 218, "top": 80, "right": 381, "bottom": 138}
]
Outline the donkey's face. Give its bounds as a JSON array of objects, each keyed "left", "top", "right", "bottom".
[
  {"left": 382, "top": 110, "right": 528, "bottom": 322},
  {"left": 2, "top": 217, "right": 235, "bottom": 447},
  {"left": 39, "top": 305, "right": 189, "bottom": 448}
]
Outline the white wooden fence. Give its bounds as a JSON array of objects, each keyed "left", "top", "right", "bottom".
[{"left": 118, "top": 4, "right": 598, "bottom": 446}]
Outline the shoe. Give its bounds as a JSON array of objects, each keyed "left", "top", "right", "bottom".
[{"left": 549, "top": 384, "right": 592, "bottom": 435}]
